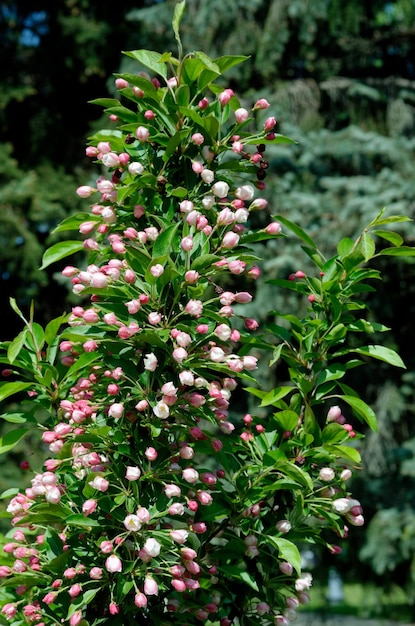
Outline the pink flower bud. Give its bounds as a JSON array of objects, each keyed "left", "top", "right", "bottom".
[
  {"left": 191, "top": 133, "right": 204, "bottom": 145},
  {"left": 82, "top": 499, "right": 97, "bottom": 516},
  {"left": 171, "top": 529, "right": 189, "bottom": 543},
  {"left": 201, "top": 168, "right": 214, "bottom": 184},
  {"left": 264, "top": 116, "right": 276, "bottom": 131},
  {"left": 144, "top": 576, "right": 158, "bottom": 596},
  {"left": 319, "top": 467, "right": 335, "bottom": 482},
  {"left": 235, "top": 107, "right": 249, "bottom": 123},
  {"left": 143, "top": 353, "right": 158, "bottom": 371},
  {"left": 134, "top": 592, "right": 147, "bottom": 608},
  {"left": 150, "top": 264, "right": 164, "bottom": 277},
  {"left": 221, "top": 232, "right": 239, "bottom": 249},
  {"left": 212, "top": 181, "right": 230, "bottom": 198},
  {"left": 145, "top": 447, "right": 158, "bottom": 461},
  {"left": 266, "top": 221, "right": 282, "bottom": 235},
  {"left": 218, "top": 88, "right": 234, "bottom": 106},
  {"left": 276, "top": 519, "right": 292, "bottom": 533},
  {"left": 89, "top": 567, "right": 103, "bottom": 579},
  {"left": 198, "top": 97, "right": 209, "bottom": 109},
  {"left": 253, "top": 98, "right": 270, "bottom": 109},
  {"left": 181, "top": 236, "right": 194, "bottom": 251},
  {"left": 235, "top": 291, "right": 252, "bottom": 303},
  {"left": 279, "top": 561, "right": 294, "bottom": 575},
  {"left": 105, "top": 554, "right": 122, "bottom": 573},
  {"left": 76, "top": 185, "right": 96, "bottom": 198},
  {"left": 125, "top": 465, "right": 141, "bottom": 481},
  {"left": 185, "top": 299, "right": 203, "bottom": 317},
  {"left": 136, "top": 126, "right": 150, "bottom": 142},
  {"left": 108, "top": 403, "right": 124, "bottom": 419}
]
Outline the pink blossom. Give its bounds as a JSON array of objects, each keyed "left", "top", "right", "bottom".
[
  {"left": 185, "top": 299, "right": 203, "bottom": 317},
  {"left": 198, "top": 97, "right": 209, "bottom": 109},
  {"left": 201, "top": 169, "right": 214, "bottom": 184},
  {"left": 136, "top": 126, "right": 150, "bottom": 142},
  {"left": 148, "top": 311, "right": 162, "bottom": 325},
  {"left": 222, "top": 232, "right": 239, "bottom": 249},
  {"left": 179, "top": 370, "right": 194, "bottom": 386},
  {"left": 145, "top": 447, "right": 158, "bottom": 461},
  {"left": 88, "top": 476, "right": 109, "bottom": 492},
  {"left": 218, "top": 88, "right": 234, "bottom": 105},
  {"left": 182, "top": 468, "right": 199, "bottom": 484},
  {"left": 144, "top": 576, "right": 158, "bottom": 596},
  {"left": 279, "top": 561, "right": 294, "bottom": 575},
  {"left": 235, "top": 107, "right": 249, "bottom": 123},
  {"left": 184, "top": 270, "right": 199, "bottom": 284},
  {"left": 128, "top": 162, "right": 144, "bottom": 175},
  {"left": 191, "top": 133, "right": 204, "bottom": 145},
  {"left": 69, "top": 611, "right": 83, "bottom": 626},
  {"left": 76, "top": 185, "right": 96, "bottom": 198},
  {"left": 249, "top": 198, "right": 268, "bottom": 211},
  {"left": 82, "top": 499, "right": 97, "bottom": 516},
  {"left": 150, "top": 264, "right": 164, "bottom": 277},
  {"left": 108, "top": 403, "right": 124, "bottom": 419},
  {"left": 236, "top": 184, "right": 255, "bottom": 201},
  {"left": 164, "top": 484, "right": 181, "bottom": 498},
  {"left": 266, "top": 221, "right": 282, "bottom": 234},
  {"left": 181, "top": 236, "right": 194, "bottom": 251},
  {"left": 143, "top": 538, "right": 161, "bottom": 557},
  {"left": 153, "top": 400, "right": 170, "bottom": 419},
  {"left": 89, "top": 567, "right": 103, "bottom": 579},
  {"left": 109, "top": 602, "right": 119, "bottom": 615},
  {"left": 136, "top": 506, "right": 151, "bottom": 523},
  {"left": 254, "top": 98, "right": 270, "bottom": 109},
  {"left": 212, "top": 181, "right": 230, "bottom": 197},
  {"left": 126, "top": 466, "right": 141, "bottom": 481},
  {"left": 143, "top": 353, "right": 158, "bottom": 371},
  {"left": 105, "top": 554, "right": 122, "bottom": 573},
  {"left": 134, "top": 592, "right": 148, "bottom": 608},
  {"left": 173, "top": 347, "right": 188, "bottom": 363},
  {"left": 171, "top": 579, "right": 187, "bottom": 592},
  {"left": 170, "top": 529, "right": 189, "bottom": 543}
]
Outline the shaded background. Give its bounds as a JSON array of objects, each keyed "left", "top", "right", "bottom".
[{"left": 1, "top": 0, "right": 415, "bottom": 619}]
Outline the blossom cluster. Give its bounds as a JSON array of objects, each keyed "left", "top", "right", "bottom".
[{"left": 0, "top": 33, "right": 367, "bottom": 626}]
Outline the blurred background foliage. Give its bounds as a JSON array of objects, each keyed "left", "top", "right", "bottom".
[{"left": 1, "top": 0, "right": 415, "bottom": 617}]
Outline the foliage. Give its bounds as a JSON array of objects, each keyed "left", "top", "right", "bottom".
[{"left": 0, "top": 4, "right": 412, "bottom": 625}]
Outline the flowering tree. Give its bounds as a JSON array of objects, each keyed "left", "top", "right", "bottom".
[{"left": 0, "top": 2, "right": 412, "bottom": 625}]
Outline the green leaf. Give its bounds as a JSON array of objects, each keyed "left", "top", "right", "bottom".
[
  {"left": 324, "top": 444, "right": 361, "bottom": 463},
  {"left": 245, "top": 134, "right": 296, "bottom": 145},
  {"left": 273, "top": 215, "right": 317, "bottom": 249},
  {"left": 172, "top": 0, "right": 186, "bottom": 43},
  {"left": 337, "top": 237, "right": 355, "bottom": 257},
  {"left": 44, "top": 528, "right": 64, "bottom": 560},
  {"left": 259, "top": 387, "right": 293, "bottom": 407},
  {"left": 123, "top": 49, "right": 168, "bottom": 79},
  {"left": 352, "top": 345, "right": 406, "bottom": 368},
  {"left": 45, "top": 314, "right": 68, "bottom": 347},
  {"left": 0, "top": 487, "right": 19, "bottom": 499},
  {"left": 272, "top": 410, "right": 299, "bottom": 431},
  {"left": 266, "top": 536, "right": 302, "bottom": 575},
  {"left": 0, "top": 428, "right": 29, "bottom": 455},
  {"left": 0, "top": 412, "right": 28, "bottom": 424},
  {"left": 40, "top": 241, "right": 84, "bottom": 270},
  {"left": 378, "top": 246, "right": 415, "bottom": 256},
  {"left": 194, "top": 50, "right": 220, "bottom": 74},
  {"left": 152, "top": 224, "right": 180, "bottom": 257},
  {"left": 371, "top": 214, "right": 412, "bottom": 226},
  {"left": 339, "top": 395, "right": 377, "bottom": 431},
  {"left": 214, "top": 55, "right": 250, "bottom": 73},
  {"left": 7, "top": 329, "right": 28, "bottom": 364},
  {"left": 65, "top": 514, "right": 100, "bottom": 528},
  {"left": 372, "top": 229, "right": 403, "bottom": 247},
  {"left": 191, "top": 253, "right": 221, "bottom": 271},
  {"left": 0, "top": 381, "right": 33, "bottom": 402},
  {"left": 359, "top": 232, "right": 376, "bottom": 261}
]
